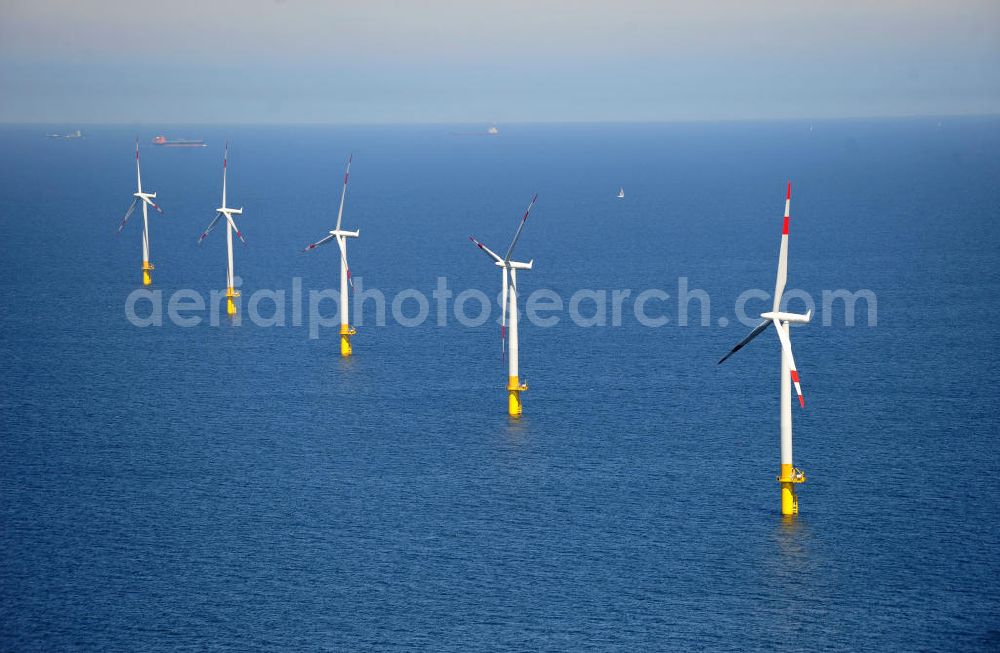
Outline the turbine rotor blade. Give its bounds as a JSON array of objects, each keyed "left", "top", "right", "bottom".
[
  {"left": 336, "top": 235, "right": 354, "bottom": 290},
  {"left": 501, "top": 266, "right": 508, "bottom": 359},
  {"left": 504, "top": 193, "right": 538, "bottom": 263},
  {"left": 772, "top": 320, "right": 805, "bottom": 408},
  {"left": 222, "top": 142, "right": 229, "bottom": 208},
  {"left": 224, "top": 213, "right": 247, "bottom": 245},
  {"left": 135, "top": 138, "right": 142, "bottom": 193},
  {"left": 198, "top": 213, "right": 223, "bottom": 244},
  {"left": 773, "top": 181, "right": 791, "bottom": 312},
  {"left": 117, "top": 198, "right": 138, "bottom": 233},
  {"left": 143, "top": 197, "right": 164, "bottom": 214},
  {"left": 303, "top": 234, "right": 336, "bottom": 252},
  {"left": 335, "top": 154, "right": 352, "bottom": 231},
  {"left": 718, "top": 319, "right": 771, "bottom": 364},
  {"left": 469, "top": 236, "right": 502, "bottom": 263}
]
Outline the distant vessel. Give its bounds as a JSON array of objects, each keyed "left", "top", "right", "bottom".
[
  {"left": 452, "top": 125, "right": 500, "bottom": 137},
  {"left": 152, "top": 135, "right": 206, "bottom": 147},
  {"left": 617, "top": 187, "right": 625, "bottom": 199},
  {"left": 47, "top": 130, "right": 82, "bottom": 139}
]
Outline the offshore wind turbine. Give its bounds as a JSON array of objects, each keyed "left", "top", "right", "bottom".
[
  {"left": 117, "top": 139, "right": 164, "bottom": 286},
  {"left": 197, "top": 143, "right": 246, "bottom": 317},
  {"left": 719, "top": 182, "right": 811, "bottom": 516},
  {"left": 469, "top": 194, "right": 538, "bottom": 417},
  {"left": 302, "top": 155, "right": 359, "bottom": 357}
]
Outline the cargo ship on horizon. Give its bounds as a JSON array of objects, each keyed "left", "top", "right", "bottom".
[{"left": 152, "top": 135, "right": 206, "bottom": 147}]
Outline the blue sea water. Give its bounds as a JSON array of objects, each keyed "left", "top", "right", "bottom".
[{"left": 1, "top": 119, "right": 999, "bottom": 651}]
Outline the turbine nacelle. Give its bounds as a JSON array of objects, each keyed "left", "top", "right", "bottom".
[
  {"left": 329, "top": 228, "right": 360, "bottom": 239},
  {"left": 134, "top": 191, "right": 156, "bottom": 200},
  {"left": 218, "top": 207, "right": 243, "bottom": 215},
  {"left": 761, "top": 310, "right": 811, "bottom": 324},
  {"left": 496, "top": 259, "right": 533, "bottom": 270}
]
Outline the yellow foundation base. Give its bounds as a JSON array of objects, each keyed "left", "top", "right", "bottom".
[
  {"left": 142, "top": 261, "right": 154, "bottom": 286},
  {"left": 507, "top": 376, "right": 528, "bottom": 417},
  {"left": 226, "top": 287, "right": 240, "bottom": 316},
  {"left": 778, "top": 463, "right": 806, "bottom": 516},
  {"left": 340, "top": 325, "right": 357, "bottom": 357},
  {"left": 780, "top": 483, "right": 798, "bottom": 515}
]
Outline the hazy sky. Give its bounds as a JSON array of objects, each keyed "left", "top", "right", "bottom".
[{"left": 1, "top": 0, "right": 998, "bottom": 123}]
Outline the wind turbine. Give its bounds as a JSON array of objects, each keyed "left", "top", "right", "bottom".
[
  {"left": 117, "top": 139, "right": 164, "bottom": 286},
  {"left": 197, "top": 143, "right": 246, "bottom": 317},
  {"left": 303, "top": 155, "right": 360, "bottom": 357},
  {"left": 469, "top": 194, "right": 538, "bottom": 417},
  {"left": 719, "top": 182, "right": 811, "bottom": 516}
]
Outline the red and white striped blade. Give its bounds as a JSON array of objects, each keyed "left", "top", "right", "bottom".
[
  {"left": 773, "top": 181, "right": 791, "bottom": 312},
  {"left": 117, "top": 198, "right": 138, "bottom": 233},
  {"left": 772, "top": 319, "right": 805, "bottom": 408},
  {"left": 135, "top": 138, "right": 143, "bottom": 192},
  {"left": 504, "top": 193, "right": 538, "bottom": 263},
  {"left": 221, "top": 142, "right": 229, "bottom": 207},
  {"left": 197, "top": 213, "right": 223, "bottom": 244},
  {"left": 145, "top": 198, "right": 164, "bottom": 214},
  {"left": 335, "top": 154, "right": 352, "bottom": 231},
  {"left": 303, "top": 233, "right": 336, "bottom": 252},
  {"left": 224, "top": 214, "right": 246, "bottom": 245},
  {"left": 336, "top": 236, "right": 354, "bottom": 290},
  {"left": 469, "top": 236, "right": 502, "bottom": 263}
]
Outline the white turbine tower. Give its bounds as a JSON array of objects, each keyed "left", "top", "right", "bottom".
[
  {"left": 198, "top": 143, "right": 246, "bottom": 317},
  {"left": 117, "top": 139, "right": 164, "bottom": 286},
  {"left": 469, "top": 193, "right": 538, "bottom": 417},
  {"left": 302, "top": 155, "right": 360, "bottom": 357},
  {"left": 719, "top": 182, "right": 811, "bottom": 516}
]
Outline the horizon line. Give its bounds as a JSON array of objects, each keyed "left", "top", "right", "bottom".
[{"left": 3, "top": 111, "right": 999, "bottom": 128}]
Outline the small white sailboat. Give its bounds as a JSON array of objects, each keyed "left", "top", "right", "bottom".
[{"left": 617, "top": 187, "right": 625, "bottom": 199}]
